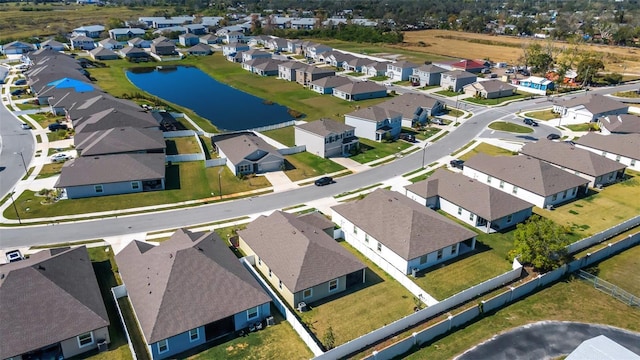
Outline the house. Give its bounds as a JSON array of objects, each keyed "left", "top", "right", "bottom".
[
  {"left": 74, "top": 127, "right": 165, "bottom": 156},
  {"left": 513, "top": 76, "right": 554, "bottom": 95},
  {"left": 305, "top": 43, "right": 332, "bottom": 60},
  {"left": 386, "top": 61, "right": 418, "bottom": 81},
  {"left": 109, "top": 28, "right": 146, "bottom": 40},
  {"left": 0, "top": 246, "right": 110, "bottom": 360},
  {"left": 552, "top": 94, "right": 628, "bottom": 125},
  {"left": 238, "top": 211, "right": 366, "bottom": 308},
  {"left": 362, "top": 62, "right": 389, "bottom": 77},
  {"left": 265, "top": 37, "right": 289, "bottom": 52},
  {"left": 184, "top": 24, "right": 207, "bottom": 35},
  {"left": 566, "top": 335, "right": 640, "bottom": 360},
  {"left": 333, "top": 81, "right": 387, "bottom": 101},
  {"left": 72, "top": 25, "right": 105, "bottom": 38},
  {"left": 462, "top": 153, "right": 590, "bottom": 208},
  {"left": 116, "top": 229, "right": 271, "bottom": 360},
  {"left": 436, "top": 59, "right": 486, "bottom": 73},
  {"left": 241, "top": 49, "right": 271, "bottom": 62},
  {"left": 405, "top": 169, "right": 534, "bottom": 233},
  {"left": 463, "top": 80, "right": 516, "bottom": 99},
  {"left": 520, "top": 140, "right": 627, "bottom": 188},
  {"left": 224, "top": 31, "right": 244, "bottom": 44},
  {"left": 153, "top": 17, "right": 193, "bottom": 28},
  {"left": 295, "top": 65, "right": 336, "bottom": 86},
  {"left": 201, "top": 16, "right": 224, "bottom": 29},
  {"left": 40, "top": 39, "right": 66, "bottom": 51},
  {"left": 277, "top": 61, "right": 307, "bottom": 81},
  {"left": 331, "top": 189, "right": 478, "bottom": 275},
  {"left": 151, "top": 41, "right": 176, "bottom": 56},
  {"left": 72, "top": 107, "right": 159, "bottom": 134},
  {"left": 242, "top": 57, "right": 269, "bottom": 73},
  {"left": 119, "top": 46, "right": 151, "bottom": 61},
  {"left": 342, "top": 57, "right": 370, "bottom": 73},
  {"left": 222, "top": 43, "right": 249, "bottom": 56},
  {"left": 199, "top": 34, "right": 219, "bottom": 45},
  {"left": 70, "top": 35, "right": 96, "bottom": 50},
  {"left": 128, "top": 37, "right": 152, "bottom": 48},
  {"left": 153, "top": 26, "right": 188, "bottom": 36},
  {"left": 377, "top": 93, "right": 445, "bottom": 128},
  {"left": 575, "top": 133, "right": 640, "bottom": 171},
  {"left": 248, "top": 35, "right": 273, "bottom": 47},
  {"left": 309, "top": 75, "right": 353, "bottom": 94},
  {"left": 290, "top": 17, "right": 316, "bottom": 30},
  {"left": 295, "top": 118, "right": 359, "bottom": 158},
  {"left": 178, "top": 33, "right": 200, "bottom": 47},
  {"left": 440, "top": 70, "right": 477, "bottom": 92},
  {"left": 287, "top": 39, "right": 303, "bottom": 53},
  {"left": 345, "top": 105, "right": 402, "bottom": 141},
  {"left": 327, "top": 51, "right": 355, "bottom": 68},
  {"left": 213, "top": 133, "right": 285, "bottom": 175},
  {"left": 1, "top": 40, "right": 36, "bottom": 55},
  {"left": 409, "top": 64, "right": 446, "bottom": 86},
  {"left": 97, "top": 38, "right": 122, "bottom": 50},
  {"left": 598, "top": 114, "right": 640, "bottom": 135},
  {"left": 186, "top": 43, "right": 212, "bottom": 56},
  {"left": 89, "top": 47, "right": 119, "bottom": 61},
  {"left": 251, "top": 59, "right": 283, "bottom": 76}
]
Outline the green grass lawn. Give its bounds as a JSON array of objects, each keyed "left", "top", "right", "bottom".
[
  {"left": 205, "top": 166, "right": 272, "bottom": 197},
  {"left": 298, "top": 240, "right": 416, "bottom": 348},
  {"left": 403, "top": 127, "right": 441, "bottom": 141},
  {"left": 526, "top": 109, "right": 558, "bottom": 121},
  {"left": 488, "top": 121, "right": 534, "bottom": 134},
  {"left": 28, "top": 113, "right": 64, "bottom": 127},
  {"left": 284, "top": 152, "right": 346, "bottom": 181},
  {"left": 313, "top": 40, "right": 450, "bottom": 64},
  {"left": 613, "top": 90, "right": 640, "bottom": 98},
  {"left": 261, "top": 126, "right": 295, "bottom": 147},
  {"left": 369, "top": 75, "right": 389, "bottom": 81},
  {"left": 463, "top": 92, "right": 528, "bottom": 105},
  {"left": 167, "top": 136, "right": 201, "bottom": 154},
  {"left": 350, "top": 139, "right": 411, "bottom": 164},
  {"left": 35, "top": 163, "right": 64, "bottom": 179},
  {"left": 419, "top": 85, "right": 440, "bottom": 90},
  {"left": 435, "top": 90, "right": 460, "bottom": 97},
  {"left": 592, "top": 244, "right": 640, "bottom": 295},
  {"left": 458, "top": 142, "right": 516, "bottom": 161},
  {"left": 564, "top": 123, "right": 597, "bottom": 132},
  {"left": 413, "top": 246, "right": 513, "bottom": 300},
  {"left": 47, "top": 129, "right": 72, "bottom": 142},
  {"left": 533, "top": 171, "right": 640, "bottom": 237}
]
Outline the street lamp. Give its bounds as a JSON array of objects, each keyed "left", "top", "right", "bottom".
[
  {"left": 218, "top": 167, "right": 224, "bottom": 200},
  {"left": 9, "top": 190, "right": 22, "bottom": 224},
  {"left": 421, "top": 143, "right": 429, "bottom": 168},
  {"left": 13, "top": 151, "right": 27, "bottom": 171}
]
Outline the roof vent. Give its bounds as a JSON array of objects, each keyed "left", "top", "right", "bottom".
[
  {"left": 37, "top": 265, "right": 46, "bottom": 271},
  {"left": 169, "top": 253, "right": 173, "bottom": 258},
  {"left": 197, "top": 247, "right": 203, "bottom": 252},
  {"left": 1, "top": 274, "right": 4, "bottom": 279},
  {"left": 292, "top": 230, "right": 296, "bottom": 234}
]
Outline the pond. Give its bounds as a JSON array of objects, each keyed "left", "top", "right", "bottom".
[{"left": 126, "top": 66, "right": 295, "bottom": 131}]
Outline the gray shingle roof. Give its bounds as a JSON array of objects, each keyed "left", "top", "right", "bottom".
[
  {"left": 520, "top": 140, "right": 626, "bottom": 177},
  {"left": 598, "top": 114, "right": 640, "bottom": 134},
  {"left": 74, "top": 127, "right": 166, "bottom": 156},
  {"left": 252, "top": 59, "right": 284, "bottom": 72},
  {"left": 405, "top": 169, "right": 533, "bottom": 221},
  {"left": 215, "top": 133, "right": 283, "bottom": 165},
  {"left": 347, "top": 105, "right": 401, "bottom": 122},
  {"left": 296, "top": 118, "right": 354, "bottom": 137},
  {"left": 309, "top": 75, "right": 353, "bottom": 88},
  {"left": 443, "top": 69, "right": 477, "bottom": 79},
  {"left": 55, "top": 153, "right": 165, "bottom": 188},
  {"left": 0, "top": 247, "right": 109, "bottom": 359},
  {"left": 575, "top": 133, "right": 640, "bottom": 160},
  {"left": 414, "top": 64, "right": 446, "bottom": 73},
  {"left": 116, "top": 229, "right": 270, "bottom": 343},
  {"left": 464, "top": 153, "right": 589, "bottom": 196},
  {"left": 331, "top": 189, "right": 477, "bottom": 260},
  {"left": 73, "top": 107, "right": 159, "bottom": 133},
  {"left": 555, "top": 94, "right": 627, "bottom": 115},
  {"left": 377, "top": 93, "right": 442, "bottom": 119},
  {"left": 238, "top": 211, "right": 365, "bottom": 292},
  {"left": 469, "top": 79, "right": 516, "bottom": 93},
  {"left": 334, "top": 81, "right": 387, "bottom": 95},
  {"left": 90, "top": 47, "right": 118, "bottom": 57}
]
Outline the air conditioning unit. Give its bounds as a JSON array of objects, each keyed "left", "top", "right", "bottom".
[
  {"left": 297, "top": 302, "right": 307, "bottom": 312},
  {"left": 266, "top": 316, "right": 275, "bottom": 326}
]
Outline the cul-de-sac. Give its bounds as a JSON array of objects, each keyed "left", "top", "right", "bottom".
[{"left": 1, "top": 1, "right": 639, "bottom": 359}]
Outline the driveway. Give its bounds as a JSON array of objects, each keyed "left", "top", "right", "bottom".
[{"left": 455, "top": 321, "right": 640, "bottom": 360}]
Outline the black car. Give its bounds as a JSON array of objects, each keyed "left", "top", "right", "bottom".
[
  {"left": 10, "top": 89, "right": 24, "bottom": 96},
  {"left": 14, "top": 79, "right": 27, "bottom": 85},
  {"left": 547, "top": 133, "right": 561, "bottom": 140},
  {"left": 314, "top": 176, "right": 334, "bottom": 186},
  {"left": 523, "top": 118, "right": 538, "bottom": 126},
  {"left": 48, "top": 123, "right": 68, "bottom": 131},
  {"left": 450, "top": 159, "right": 465, "bottom": 169},
  {"left": 399, "top": 133, "right": 416, "bottom": 142}
]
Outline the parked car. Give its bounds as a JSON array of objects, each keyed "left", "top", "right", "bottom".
[
  {"left": 480, "top": 68, "right": 491, "bottom": 74},
  {"left": 10, "top": 89, "right": 24, "bottom": 96},
  {"left": 431, "top": 118, "right": 446, "bottom": 125},
  {"left": 51, "top": 153, "right": 73, "bottom": 163},
  {"left": 6, "top": 249, "right": 24, "bottom": 263},
  {"left": 399, "top": 133, "right": 416, "bottom": 142},
  {"left": 547, "top": 133, "right": 561, "bottom": 140},
  {"left": 450, "top": 159, "right": 465, "bottom": 169},
  {"left": 14, "top": 79, "right": 27, "bottom": 85},
  {"left": 314, "top": 176, "right": 334, "bottom": 186},
  {"left": 48, "top": 123, "right": 68, "bottom": 131},
  {"left": 523, "top": 118, "right": 538, "bottom": 126},
  {"left": 20, "top": 122, "right": 31, "bottom": 130}
]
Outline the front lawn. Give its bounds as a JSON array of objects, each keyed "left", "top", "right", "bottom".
[
  {"left": 369, "top": 75, "right": 389, "bottom": 81},
  {"left": 35, "top": 163, "right": 64, "bottom": 179},
  {"left": 487, "top": 121, "right": 533, "bottom": 134},
  {"left": 350, "top": 138, "right": 412, "bottom": 164},
  {"left": 594, "top": 243, "right": 640, "bottom": 295},
  {"left": 564, "top": 123, "right": 597, "bottom": 132},
  {"left": 612, "top": 90, "right": 640, "bottom": 98},
  {"left": 284, "top": 152, "right": 346, "bottom": 181},
  {"left": 525, "top": 109, "right": 558, "bottom": 121},
  {"left": 403, "top": 127, "right": 441, "bottom": 141},
  {"left": 463, "top": 92, "right": 528, "bottom": 105},
  {"left": 28, "top": 113, "right": 65, "bottom": 128},
  {"left": 47, "top": 129, "right": 73, "bottom": 142},
  {"left": 261, "top": 126, "right": 295, "bottom": 147},
  {"left": 435, "top": 90, "right": 460, "bottom": 97},
  {"left": 458, "top": 142, "right": 516, "bottom": 161},
  {"left": 298, "top": 240, "right": 416, "bottom": 348}
]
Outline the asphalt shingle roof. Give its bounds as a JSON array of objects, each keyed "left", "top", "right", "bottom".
[
  {"left": 334, "top": 81, "right": 386, "bottom": 95},
  {"left": 347, "top": 105, "right": 401, "bottom": 122},
  {"left": 576, "top": 133, "right": 640, "bottom": 160},
  {"left": 556, "top": 94, "right": 627, "bottom": 115},
  {"left": 296, "top": 118, "right": 354, "bottom": 137},
  {"left": 74, "top": 127, "right": 166, "bottom": 156}
]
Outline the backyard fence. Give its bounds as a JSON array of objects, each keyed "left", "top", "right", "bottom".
[
  {"left": 251, "top": 120, "right": 295, "bottom": 133},
  {"left": 163, "top": 130, "right": 196, "bottom": 138},
  {"left": 566, "top": 214, "right": 640, "bottom": 254},
  {"left": 205, "top": 158, "right": 227, "bottom": 168},
  {"left": 166, "top": 154, "right": 204, "bottom": 162},
  {"left": 111, "top": 285, "right": 140, "bottom": 360},
  {"left": 278, "top": 145, "right": 306, "bottom": 155},
  {"left": 576, "top": 270, "right": 640, "bottom": 307}
]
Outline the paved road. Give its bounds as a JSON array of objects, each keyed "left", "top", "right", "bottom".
[
  {"left": 0, "top": 94, "right": 34, "bottom": 199},
  {"left": 0, "top": 82, "right": 638, "bottom": 247},
  {"left": 456, "top": 321, "right": 640, "bottom": 360}
]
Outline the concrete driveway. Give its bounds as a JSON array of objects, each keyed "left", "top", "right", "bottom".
[{"left": 455, "top": 321, "right": 640, "bottom": 360}]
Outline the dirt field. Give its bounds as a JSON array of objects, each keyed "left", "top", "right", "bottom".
[{"left": 397, "top": 30, "right": 640, "bottom": 74}]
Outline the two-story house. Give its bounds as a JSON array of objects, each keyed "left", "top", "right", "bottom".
[
  {"left": 440, "top": 70, "right": 477, "bottom": 92},
  {"left": 409, "top": 64, "right": 446, "bottom": 86},
  {"left": 295, "top": 118, "right": 359, "bottom": 158},
  {"left": 386, "top": 61, "right": 418, "bottom": 81},
  {"left": 344, "top": 105, "right": 401, "bottom": 141}
]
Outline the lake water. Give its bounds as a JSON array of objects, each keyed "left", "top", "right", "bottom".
[{"left": 126, "top": 66, "right": 294, "bottom": 131}]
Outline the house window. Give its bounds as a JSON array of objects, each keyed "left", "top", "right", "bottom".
[
  {"left": 303, "top": 288, "right": 313, "bottom": 299},
  {"left": 499, "top": 180, "right": 505, "bottom": 189},
  {"left": 609, "top": 173, "right": 615, "bottom": 180},
  {"left": 563, "top": 190, "right": 568, "bottom": 199},
  {"left": 247, "top": 306, "right": 259, "bottom": 320},
  {"left": 507, "top": 214, "right": 513, "bottom": 223},
  {"left": 268, "top": 268, "right": 272, "bottom": 277},
  {"left": 512, "top": 186, "right": 518, "bottom": 194},
  {"left": 94, "top": 185, "right": 103, "bottom": 193},
  {"left": 157, "top": 339, "right": 169, "bottom": 354},
  {"left": 552, "top": 194, "right": 558, "bottom": 201},
  {"left": 450, "top": 245, "right": 457, "bottom": 255},
  {"left": 377, "top": 242, "right": 382, "bottom": 252},
  {"left": 457, "top": 207, "right": 462, "bottom": 215},
  {"left": 329, "top": 279, "right": 338, "bottom": 292},
  {"left": 77, "top": 332, "right": 94, "bottom": 348},
  {"left": 572, "top": 187, "right": 577, "bottom": 195},
  {"left": 419, "top": 254, "right": 427, "bottom": 264},
  {"left": 279, "top": 280, "right": 283, "bottom": 289},
  {"left": 616, "top": 155, "right": 621, "bottom": 162},
  {"left": 131, "top": 181, "right": 139, "bottom": 190},
  {"left": 487, "top": 175, "right": 492, "bottom": 184},
  {"left": 258, "top": 257, "right": 261, "bottom": 266},
  {"left": 238, "top": 164, "right": 252, "bottom": 173},
  {"left": 353, "top": 225, "right": 358, "bottom": 235},
  {"left": 189, "top": 328, "right": 199, "bottom": 342},
  {"left": 364, "top": 234, "right": 369, "bottom": 243},
  {"left": 631, "top": 160, "right": 636, "bottom": 166},
  {"left": 437, "top": 249, "right": 443, "bottom": 260}
]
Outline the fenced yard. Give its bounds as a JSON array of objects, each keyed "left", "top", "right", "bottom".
[
  {"left": 261, "top": 126, "right": 295, "bottom": 147},
  {"left": 165, "top": 136, "right": 202, "bottom": 155},
  {"left": 591, "top": 243, "right": 640, "bottom": 296},
  {"left": 576, "top": 270, "right": 639, "bottom": 307}
]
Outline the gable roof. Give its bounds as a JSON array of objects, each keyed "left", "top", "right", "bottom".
[
  {"left": 310, "top": 75, "right": 353, "bottom": 88},
  {"left": 520, "top": 140, "right": 626, "bottom": 177},
  {"left": 120, "top": 46, "right": 149, "bottom": 56},
  {"left": 464, "top": 153, "right": 589, "bottom": 196},
  {"left": 405, "top": 169, "right": 533, "bottom": 221},
  {"left": 278, "top": 61, "right": 307, "bottom": 71},
  {"left": 332, "top": 189, "right": 476, "bottom": 260},
  {"left": 215, "top": 133, "right": 283, "bottom": 165},
  {"left": 252, "top": 59, "right": 284, "bottom": 72},
  {"left": 364, "top": 61, "right": 389, "bottom": 71},
  {"left": 389, "top": 60, "right": 418, "bottom": 69},
  {"left": 187, "top": 43, "right": 212, "bottom": 53},
  {"left": 467, "top": 79, "right": 516, "bottom": 93},
  {"left": 575, "top": 133, "right": 640, "bottom": 160},
  {"left": 55, "top": 153, "right": 165, "bottom": 188},
  {"left": 377, "top": 93, "right": 442, "bottom": 119},
  {"left": 555, "top": 94, "right": 627, "bottom": 115},
  {"left": 334, "top": 80, "right": 386, "bottom": 95},
  {"left": 74, "top": 127, "right": 165, "bottom": 156},
  {"left": 90, "top": 47, "right": 118, "bottom": 58},
  {"left": 451, "top": 59, "right": 485, "bottom": 70},
  {"left": 296, "top": 118, "right": 354, "bottom": 137},
  {"left": 414, "top": 64, "right": 446, "bottom": 73},
  {"left": 73, "top": 107, "right": 159, "bottom": 133},
  {"left": 598, "top": 114, "right": 640, "bottom": 134},
  {"left": 442, "top": 69, "right": 477, "bottom": 79},
  {"left": 347, "top": 105, "right": 401, "bottom": 122},
  {"left": 116, "top": 229, "right": 270, "bottom": 343},
  {"left": 98, "top": 38, "right": 119, "bottom": 46},
  {"left": 238, "top": 211, "right": 365, "bottom": 292},
  {"left": 0, "top": 247, "right": 109, "bottom": 359}
]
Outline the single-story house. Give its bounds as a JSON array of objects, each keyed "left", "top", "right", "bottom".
[
  {"left": 70, "top": 35, "right": 96, "bottom": 50},
  {"left": 277, "top": 61, "right": 307, "bottom": 82},
  {"left": 74, "top": 127, "right": 166, "bottom": 156},
  {"left": 552, "top": 94, "right": 628, "bottom": 125},
  {"left": 117, "top": 229, "right": 271, "bottom": 360},
  {"left": 109, "top": 28, "right": 146, "bottom": 41},
  {"left": 575, "top": 133, "right": 640, "bottom": 172},
  {"left": 242, "top": 57, "right": 269, "bottom": 72},
  {"left": 213, "top": 133, "right": 285, "bottom": 175},
  {"left": 97, "top": 38, "right": 123, "bottom": 50},
  {"left": 597, "top": 114, "right": 640, "bottom": 135},
  {"left": 295, "top": 118, "right": 359, "bottom": 158},
  {"left": 128, "top": 37, "right": 152, "bottom": 48},
  {"left": 151, "top": 41, "right": 176, "bottom": 56},
  {"left": 242, "top": 49, "right": 272, "bottom": 62},
  {"left": 520, "top": 139, "right": 627, "bottom": 188},
  {"left": 40, "top": 39, "right": 66, "bottom": 51},
  {"left": 184, "top": 24, "right": 207, "bottom": 35},
  {"left": 178, "top": 33, "right": 200, "bottom": 47},
  {"left": 186, "top": 43, "right": 213, "bottom": 56},
  {"left": 309, "top": 75, "right": 353, "bottom": 94},
  {"left": 405, "top": 169, "right": 534, "bottom": 233},
  {"left": 332, "top": 81, "right": 387, "bottom": 101},
  {"left": 376, "top": 92, "right": 445, "bottom": 128},
  {"left": 119, "top": 46, "right": 151, "bottom": 61},
  {"left": 248, "top": 35, "right": 273, "bottom": 47},
  {"left": 55, "top": 153, "right": 166, "bottom": 199},
  {"left": 72, "top": 25, "right": 105, "bottom": 38},
  {"left": 409, "top": 64, "right": 446, "bottom": 86},
  {"left": 343, "top": 57, "right": 371, "bottom": 73},
  {"left": 362, "top": 62, "right": 388, "bottom": 77},
  {"left": 432, "top": 59, "right": 485, "bottom": 73},
  {"left": 89, "top": 47, "right": 119, "bottom": 61},
  {"left": 327, "top": 51, "right": 356, "bottom": 68},
  {"left": 344, "top": 105, "right": 402, "bottom": 141},
  {"left": 251, "top": 59, "right": 283, "bottom": 76},
  {"left": 463, "top": 79, "right": 516, "bottom": 99},
  {"left": 513, "top": 76, "right": 553, "bottom": 95},
  {"left": 440, "top": 70, "right": 477, "bottom": 92},
  {"left": 72, "top": 107, "right": 159, "bottom": 134},
  {"left": 238, "top": 211, "right": 366, "bottom": 308},
  {"left": 295, "top": 65, "right": 336, "bottom": 86},
  {"left": 0, "top": 246, "right": 110, "bottom": 360},
  {"left": 462, "top": 153, "right": 590, "bottom": 208},
  {"left": 386, "top": 60, "right": 418, "bottom": 81},
  {"left": 1, "top": 40, "right": 36, "bottom": 55},
  {"left": 199, "top": 34, "right": 220, "bottom": 45},
  {"left": 332, "top": 189, "right": 478, "bottom": 275}
]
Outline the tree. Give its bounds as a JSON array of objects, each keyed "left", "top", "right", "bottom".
[
  {"left": 106, "top": 17, "right": 124, "bottom": 30},
  {"left": 523, "top": 43, "right": 554, "bottom": 74},
  {"left": 576, "top": 52, "right": 605, "bottom": 86},
  {"left": 508, "top": 215, "right": 571, "bottom": 272}
]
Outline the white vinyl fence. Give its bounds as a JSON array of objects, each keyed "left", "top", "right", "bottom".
[
  {"left": 111, "top": 285, "right": 139, "bottom": 360},
  {"left": 278, "top": 145, "right": 306, "bottom": 155},
  {"left": 566, "top": 214, "right": 640, "bottom": 254}
]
